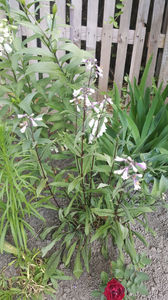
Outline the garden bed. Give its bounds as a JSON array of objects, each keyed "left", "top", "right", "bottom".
[{"left": 0, "top": 204, "right": 168, "bottom": 300}]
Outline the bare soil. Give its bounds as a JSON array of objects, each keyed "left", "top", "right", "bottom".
[{"left": 0, "top": 204, "right": 168, "bottom": 300}]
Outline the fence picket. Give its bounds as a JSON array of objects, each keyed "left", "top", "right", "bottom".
[
  {"left": 146, "top": 0, "right": 165, "bottom": 86},
  {"left": 86, "top": 0, "right": 99, "bottom": 55},
  {"left": 1, "top": 0, "right": 168, "bottom": 92},
  {"left": 158, "top": 22, "right": 168, "bottom": 88},
  {"left": 114, "top": 0, "right": 133, "bottom": 92},
  {"left": 70, "top": 0, "right": 82, "bottom": 48},
  {"left": 56, "top": 0, "right": 66, "bottom": 59},
  {"left": 129, "top": 0, "right": 150, "bottom": 83},
  {"left": 99, "top": 0, "right": 116, "bottom": 92}
]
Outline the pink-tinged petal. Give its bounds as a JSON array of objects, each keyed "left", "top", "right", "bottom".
[
  {"left": 73, "top": 89, "right": 81, "bottom": 97},
  {"left": 114, "top": 169, "right": 125, "bottom": 175},
  {"left": 121, "top": 167, "right": 129, "bottom": 180},
  {"left": 133, "top": 180, "right": 141, "bottom": 190},
  {"left": 136, "top": 173, "right": 143, "bottom": 178},
  {"left": 136, "top": 162, "right": 147, "bottom": 170},
  {"left": 31, "top": 119, "right": 38, "bottom": 127},
  {"left": 20, "top": 124, "right": 27, "bottom": 133},
  {"left": 18, "top": 114, "right": 27, "bottom": 119},
  {"left": 130, "top": 163, "right": 138, "bottom": 173},
  {"left": 76, "top": 105, "right": 80, "bottom": 112},
  {"left": 115, "top": 156, "right": 127, "bottom": 162}
]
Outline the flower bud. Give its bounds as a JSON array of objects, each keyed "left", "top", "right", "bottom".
[{"left": 52, "top": 3, "right": 57, "bottom": 15}]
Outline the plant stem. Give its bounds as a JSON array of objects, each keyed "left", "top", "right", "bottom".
[
  {"left": 108, "top": 140, "right": 118, "bottom": 185},
  {"left": 30, "top": 125, "right": 60, "bottom": 208},
  {"left": 80, "top": 91, "right": 87, "bottom": 204}
]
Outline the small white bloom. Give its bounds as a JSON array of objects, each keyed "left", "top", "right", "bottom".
[
  {"left": 121, "top": 167, "right": 129, "bottom": 180},
  {"left": 97, "top": 66, "right": 103, "bottom": 77},
  {"left": 85, "top": 96, "right": 91, "bottom": 107},
  {"left": 92, "top": 119, "right": 98, "bottom": 137},
  {"left": 73, "top": 74, "right": 80, "bottom": 81},
  {"left": 130, "top": 163, "right": 138, "bottom": 173},
  {"left": 97, "top": 122, "right": 107, "bottom": 137},
  {"left": 76, "top": 105, "right": 80, "bottom": 112},
  {"left": 136, "top": 162, "right": 147, "bottom": 170},
  {"left": 89, "top": 118, "right": 95, "bottom": 128},
  {"left": 20, "top": 121, "right": 28, "bottom": 133},
  {"left": 114, "top": 169, "right": 125, "bottom": 175},
  {"left": 18, "top": 114, "right": 27, "bottom": 119},
  {"left": 0, "top": 37, "right": 4, "bottom": 43},
  {"left": 30, "top": 119, "right": 38, "bottom": 127},
  {"left": 73, "top": 89, "right": 81, "bottom": 97},
  {"left": 93, "top": 106, "right": 100, "bottom": 114},
  {"left": 86, "top": 61, "right": 93, "bottom": 70},
  {"left": 115, "top": 156, "right": 127, "bottom": 162},
  {"left": 89, "top": 88, "right": 95, "bottom": 95},
  {"left": 4, "top": 43, "right": 12, "bottom": 54}
]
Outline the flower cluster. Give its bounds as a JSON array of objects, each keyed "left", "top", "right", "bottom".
[
  {"left": 70, "top": 86, "right": 112, "bottom": 143},
  {"left": 18, "top": 114, "right": 43, "bottom": 133},
  {"left": 88, "top": 95, "right": 112, "bottom": 143},
  {"left": 0, "top": 19, "right": 15, "bottom": 56},
  {"left": 104, "top": 278, "right": 125, "bottom": 300},
  {"left": 114, "top": 156, "right": 147, "bottom": 190},
  {"left": 81, "top": 58, "right": 103, "bottom": 78}
]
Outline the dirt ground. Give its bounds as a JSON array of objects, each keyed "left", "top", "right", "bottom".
[{"left": 0, "top": 204, "right": 168, "bottom": 300}]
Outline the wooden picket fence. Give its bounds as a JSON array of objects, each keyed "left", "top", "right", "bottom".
[{"left": 4, "top": 0, "right": 168, "bottom": 92}]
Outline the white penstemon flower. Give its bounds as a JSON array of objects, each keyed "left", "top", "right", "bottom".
[
  {"left": 18, "top": 113, "right": 43, "bottom": 133},
  {"left": 0, "top": 19, "right": 14, "bottom": 56},
  {"left": 81, "top": 58, "right": 103, "bottom": 79},
  {"left": 114, "top": 156, "right": 147, "bottom": 191}
]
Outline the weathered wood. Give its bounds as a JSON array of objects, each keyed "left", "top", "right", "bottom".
[
  {"left": 158, "top": 22, "right": 168, "bottom": 88},
  {"left": 86, "top": 0, "right": 99, "bottom": 55},
  {"left": 40, "top": 1, "right": 50, "bottom": 35},
  {"left": 146, "top": 0, "right": 165, "bottom": 86},
  {"left": 99, "top": 0, "right": 116, "bottom": 92},
  {"left": 8, "top": 0, "right": 23, "bottom": 37},
  {"left": 129, "top": 0, "right": 150, "bottom": 83},
  {"left": 2, "top": 0, "right": 168, "bottom": 93},
  {"left": 56, "top": 0, "right": 66, "bottom": 59},
  {"left": 114, "top": 0, "right": 133, "bottom": 92},
  {"left": 70, "top": 0, "right": 82, "bottom": 48}
]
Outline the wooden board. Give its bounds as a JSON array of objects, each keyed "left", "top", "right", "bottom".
[
  {"left": 158, "top": 22, "right": 168, "bottom": 88},
  {"left": 86, "top": 0, "right": 99, "bottom": 55},
  {"left": 56, "top": 0, "right": 66, "bottom": 59},
  {"left": 70, "top": 0, "right": 82, "bottom": 48},
  {"left": 129, "top": 0, "right": 150, "bottom": 83},
  {"left": 146, "top": 0, "right": 165, "bottom": 86},
  {"left": 99, "top": 0, "right": 116, "bottom": 92},
  {"left": 114, "top": 0, "right": 133, "bottom": 92}
]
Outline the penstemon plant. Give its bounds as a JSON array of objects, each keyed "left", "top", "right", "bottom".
[{"left": 0, "top": 1, "right": 168, "bottom": 299}]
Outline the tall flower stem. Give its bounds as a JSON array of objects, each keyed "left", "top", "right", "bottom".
[
  {"left": 29, "top": 125, "right": 60, "bottom": 208},
  {"left": 80, "top": 91, "right": 87, "bottom": 204}
]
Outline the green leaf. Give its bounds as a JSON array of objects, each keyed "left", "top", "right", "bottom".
[
  {"left": 91, "top": 223, "right": 111, "bottom": 243},
  {"left": 91, "top": 208, "right": 114, "bottom": 217},
  {"left": 101, "top": 271, "right": 109, "bottom": 284},
  {"left": 132, "top": 231, "right": 148, "bottom": 247},
  {"left": 159, "top": 175, "right": 168, "bottom": 194},
  {"left": 26, "top": 62, "right": 61, "bottom": 75},
  {"left": 139, "top": 56, "right": 153, "bottom": 94},
  {"left": 36, "top": 179, "right": 47, "bottom": 197},
  {"left": 68, "top": 177, "right": 82, "bottom": 194},
  {"left": 45, "top": 251, "right": 61, "bottom": 278},
  {"left": 19, "top": 92, "right": 37, "bottom": 114},
  {"left": 65, "top": 241, "right": 77, "bottom": 266},
  {"left": 73, "top": 250, "right": 83, "bottom": 279}
]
